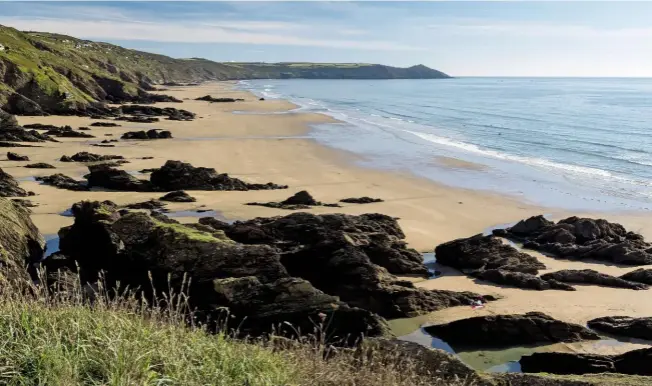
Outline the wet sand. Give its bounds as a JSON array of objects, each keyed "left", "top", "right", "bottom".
[{"left": 9, "top": 81, "right": 652, "bottom": 362}]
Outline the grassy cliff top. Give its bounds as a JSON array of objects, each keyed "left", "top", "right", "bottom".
[{"left": 0, "top": 24, "right": 449, "bottom": 115}]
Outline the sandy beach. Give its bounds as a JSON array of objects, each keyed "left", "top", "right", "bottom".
[{"left": 9, "top": 81, "right": 652, "bottom": 359}]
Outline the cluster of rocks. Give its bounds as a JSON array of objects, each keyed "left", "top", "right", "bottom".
[
  {"left": 195, "top": 95, "right": 244, "bottom": 103},
  {"left": 90, "top": 122, "right": 121, "bottom": 127},
  {"left": 121, "top": 129, "right": 172, "bottom": 140},
  {"left": 44, "top": 125, "right": 95, "bottom": 138},
  {"left": 114, "top": 105, "right": 195, "bottom": 121},
  {"left": 340, "top": 197, "right": 384, "bottom": 204},
  {"left": 494, "top": 215, "right": 652, "bottom": 265},
  {"left": 36, "top": 174, "right": 88, "bottom": 191},
  {"left": 520, "top": 347, "right": 652, "bottom": 376},
  {"left": 246, "top": 190, "right": 340, "bottom": 210},
  {"left": 0, "top": 111, "right": 57, "bottom": 142},
  {"left": 0, "top": 167, "right": 32, "bottom": 197},
  {"left": 37, "top": 202, "right": 493, "bottom": 342},
  {"left": 60, "top": 152, "right": 125, "bottom": 163}
]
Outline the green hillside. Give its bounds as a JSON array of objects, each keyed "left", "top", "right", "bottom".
[{"left": 0, "top": 25, "right": 450, "bottom": 115}]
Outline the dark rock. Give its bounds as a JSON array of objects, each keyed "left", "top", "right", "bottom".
[
  {"left": 86, "top": 164, "right": 155, "bottom": 192},
  {"left": 495, "top": 215, "right": 652, "bottom": 266},
  {"left": 540, "top": 269, "right": 648, "bottom": 290},
  {"left": 91, "top": 144, "right": 115, "bottom": 148},
  {"left": 121, "top": 129, "right": 172, "bottom": 140},
  {"left": 424, "top": 312, "right": 600, "bottom": 347},
  {"left": 123, "top": 199, "right": 167, "bottom": 211},
  {"left": 200, "top": 212, "right": 491, "bottom": 318},
  {"left": 11, "top": 198, "right": 36, "bottom": 208},
  {"left": 115, "top": 116, "right": 159, "bottom": 124},
  {"left": 150, "top": 160, "right": 287, "bottom": 191},
  {"left": 60, "top": 152, "right": 124, "bottom": 163},
  {"left": 77, "top": 127, "right": 91, "bottom": 131},
  {"left": 101, "top": 140, "right": 119, "bottom": 144},
  {"left": 520, "top": 347, "right": 652, "bottom": 376},
  {"left": 259, "top": 97, "right": 265, "bottom": 101},
  {"left": 620, "top": 268, "right": 652, "bottom": 284},
  {"left": 23, "top": 123, "right": 58, "bottom": 131},
  {"left": 0, "top": 198, "right": 45, "bottom": 279},
  {"left": 587, "top": 316, "right": 652, "bottom": 340},
  {"left": 0, "top": 141, "right": 39, "bottom": 148},
  {"left": 36, "top": 174, "right": 88, "bottom": 191},
  {"left": 246, "top": 190, "right": 340, "bottom": 209},
  {"left": 90, "top": 122, "right": 121, "bottom": 127},
  {"left": 435, "top": 234, "right": 546, "bottom": 274},
  {"left": 45, "top": 125, "right": 95, "bottom": 138},
  {"left": 473, "top": 269, "right": 576, "bottom": 291},
  {"left": 0, "top": 111, "right": 55, "bottom": 142},
  {"left": 139, "top": 168, "right": 158, "bottom": 173},
  {"left": 340, "top": 197, "right": 384, "bottom": 204},
  {"left": 0, "top": 167, "right": 30, "bottom": 197},
  {"left": 195, "top": 95, "right": 244, "bottom": 103},
  {"left": 160, "top": 190, "right": 196, "bottom": 202},
  {"left": 25, "top": 163, "right": 55, "bottom": 169},
  {"left": 115, "top": 105, "right": 195, "bottom": 121},
  {"left": 7, "top": 152, "right": 29, "bottom": 161}
]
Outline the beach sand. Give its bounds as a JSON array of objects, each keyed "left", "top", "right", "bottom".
[{"left": 11, "top": 81, "right": 652, "bottom": 357}]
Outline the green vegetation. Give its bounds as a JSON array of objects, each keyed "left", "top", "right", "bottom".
[
  {"left": 0, "top": 24, "right": 449, "bottom": 114},
  {"left": 152, "top": 218, "right": 234, "bottom": 244}
]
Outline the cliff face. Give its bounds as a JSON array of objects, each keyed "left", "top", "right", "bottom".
[{"left": 0, "top": 25, "right": 450, "bottom": 115}]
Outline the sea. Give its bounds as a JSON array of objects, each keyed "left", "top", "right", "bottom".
[{"left": 237, "top": 78, "right": 652, "bottom": 212}]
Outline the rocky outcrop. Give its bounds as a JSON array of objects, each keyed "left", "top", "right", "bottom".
[
  {"left": 494, "top": 216, "right": 652, "bottom": 265},
  {"left": 35, "top": 174, "right": 88, "bottom": 191},
  {"left": 195, "top": 95, "right": 243, "bottom": 103},
  {"left": 520, "top": 347, "right": 652, "bottom": 376},
  {"left": 587, "top": 316, "right": 652, "bottom": 340},
  {"left": 435, "top": 234, "right": 546, "bottom": 274},
  {"left": 60, "top": 152, "right": 124, "bottom": 163},
  {"left": 472, "top": 269, "right": 575, "bottom": 291},
  {"left": 540, "top": 269, "right": 648, "bottom": 290},
  {"left": 0, "top": 198, "right": 45, "bottom": 279},
  {"left": 424, "top": 312, "right": 600, "bottom": 347},
  {"left": 45, "top": 125, "right": 95, "bottom": 138},
  {"left": 246, "top": 190, "right": 340, "bottom": 210},
  {"left": 200, "top": 212, "right": 492, "bottom": 318},
  {"left": 7, "top": 152, "right": 28, "bottom": 161},
  {"left": 0, "top": 110, "right": 54, "bottom": 142},
  {"left": 47, "top": 202, "right": 390, "bottom": 342},
  {"left": 620, "top": 268, "right": 652, "bottom": 284},
  {"left": 123, "top": 199, "right": 167, "bottom": 211},
  {"left": 115, "top": 105, "right": 195, "bottom": 121},
  {"left": 86, "top": 164, "right": 154, "bottom": 192},
  {"left": 0, "top": 167, "right": 31, "bottom": 197},
  {"left": 121, "top": 129, "right": 172, "bottom": 140},
  {"left": 340, "top": 197, "right": 384, "bottom": 204},
  {"left": 25, "top": 163, "right": 55, "bottom": 169},
  {"left": 150, "top": 160, "right": 288, "bottom": 191},
  {"left": 160, "top": 190, "right": 196, "bottom": 202}
]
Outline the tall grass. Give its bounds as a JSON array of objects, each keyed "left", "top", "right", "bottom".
[{"left": 0, "top": 271, "right": 461, "bottom": 385}]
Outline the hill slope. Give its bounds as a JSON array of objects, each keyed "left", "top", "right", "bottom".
[{"left": 0, "top": 25, "right": 450, "bottom": 115}]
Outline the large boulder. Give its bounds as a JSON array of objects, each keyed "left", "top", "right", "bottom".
[
  {"left": 435, "top": 234, "right": 546, "bottom": 274},
  {"left": 7, "top": 152, "right": 28, "bottom": 161},
  {"left": 540, "top": 269, "right": 648, "bottom": 290},
  {"left": 620, "top": 268, "right": 652, "bottom": 284},
  {"left": 473, "top": 269, "right": 575, "bottom": 291},
  {"left": 150, "top": 160, "right": 288, "bottom": 191},
  {"left": 0, "top": 198, "right": 45, "bottom": 278},
  {"left": 60, "top": 152, "right": 124, "bottom": 163},
  {"left": 0, "top": 167, "right": 31, "bottom": 197},
  {"left": 159, "top": 190, "right": 196, "bottom": 202},
  {"left": 494, "top": 216, "right": 652, "bottom": 265},
  {"left": 51, "top": 202, "right": 389, "bottom": 341},
  {"left": 86, "top": 164, "right": 155, "bottom": 192},
  {"left": 587, "top": 316, "right": 652, "bottom": 340},
  {"left": 424, "top": 312, "right": 600, "bottom": 347},
  {"left": 0, "top": 110, "right": 54, "bottom": 142},
  {"left": 35, "top": 174, "right": 88, "bottom": 191},
  {"left": 246, "top": 190, "right": 340, "bottom": 210},
  {"left": 200, "top": 212, "right": 493, "bottom": 318}
]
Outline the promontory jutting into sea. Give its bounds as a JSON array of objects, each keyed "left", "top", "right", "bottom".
[{"left": 1, "top": 1, "right": 652, "bottom": 384}]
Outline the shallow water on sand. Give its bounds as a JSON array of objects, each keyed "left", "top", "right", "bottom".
[{"left": 239, "top": 78, "right": 652, "bottom": 212}]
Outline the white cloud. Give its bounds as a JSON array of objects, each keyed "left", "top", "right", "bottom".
[{"left": 0, "top": 17, "right": 422, "bottom": 51}]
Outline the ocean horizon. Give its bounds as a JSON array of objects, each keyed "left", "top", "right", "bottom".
[{"left": 238, "top": 77, "right": 652, "bottom": 212}]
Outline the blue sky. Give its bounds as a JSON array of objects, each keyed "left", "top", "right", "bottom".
[{"left": 1, "top": 1, "right": 652, "bottom": 77}]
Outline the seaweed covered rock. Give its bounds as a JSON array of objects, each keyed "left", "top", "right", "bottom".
[
  {"left": 115, "top": 105, "right": 195, "bottom": 121},
  {"left": 0, "top": 167, "right": 31, "bottom": 197},
  {"left": 123, "top": 199, "right": 167, "bottom": 211},
  {"left": 494, "top": 216, "right": 652, "bottom": 265},
  {"left": 7, "top": 152, "right": 28, "bottom": 161},
  {"left": 587, "top": 316, "right": 652, "bottom": 340},
  {"left": 60, "top": 152, "right": 124, "bottom": 163},
  {"left": 200, "top": 212, "right": 491, "bottom": 318},
  {"left": 424, "top": 312, "right": 600, "bottom": 347},
  {"left": 25, "top": 163, "right": 55, "bottom": 169},
  {"left": 540, "top": 269, "right": 648, "bottom": 290},
  {"left": 520, "top": 347, "right": 652, "bottom": 376},
  {"left": 340, "top": 197, "right": 384, "bottom": 204},
  {"left": 0, "top": 198, "right": 45, "bottom": 278},
  {"left": 86, "top": 164, "right": 155, "bottom": 192},
  {"left": 435, "top": 234, "right": 546, "bottom": 274},
  {"left": 160, "top": 190, "right": 196, "bottom": 202},
  {"left": 121, "top": 129, "right": 172, "bottom": 140},
  {"left": 35, "top": 174, "right": 88, "bottom": 191},
  {"left": 150, "top": 160, "right": 288, "bottom": 191},
  {"left": 246, "top": 190, "right": 340, "bottom": 210},
  {"left": 90, "top": 122, "right": 120, "bottom": 127},
  {"left": 51, "top": 203, "right": 389, "bottom": 341}
]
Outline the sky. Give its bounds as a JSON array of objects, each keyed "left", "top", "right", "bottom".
[{"left": 1, "top": 1, "right": 652, "bottom": 77}]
